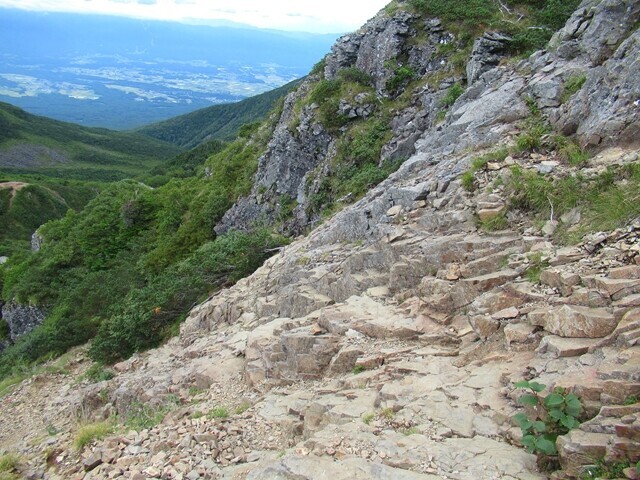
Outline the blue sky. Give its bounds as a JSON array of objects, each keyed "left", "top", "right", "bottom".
[{"left": 0, "top": 0, "right": 391, "bottom": 33}]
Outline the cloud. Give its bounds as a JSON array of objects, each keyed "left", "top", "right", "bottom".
[{"left": 0, "top": 0, "right": 390, "bottom": 33}]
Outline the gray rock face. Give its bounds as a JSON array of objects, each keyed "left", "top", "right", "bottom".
[
  {"left": 551, "top": 0, "right": 640, "bottom": 66},
  {"left": 31, "top": 231, "right": 44, "bottom": 251},
  {"left": 216, "top": 8, "right": 461, "bottom": 235},
  {"left": 216, "top": 0, "right": 640, "bottom": 238},
  {"left": 215, "top": 79, "right": 334, "bottom": 235},
  {"left": 551, "top": 28, "right": 640, "bottom": 147},
  {"left": 1, "top": 301, "right": 46, "bottom": 342},
  {"left": 325, "top": 10, "right": 418, "bottom": 95},
  {"left": 466, "top": 32, "right": 512, "bottom": 85}
]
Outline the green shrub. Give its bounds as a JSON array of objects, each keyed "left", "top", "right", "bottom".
[
  {"left": 514, "top": 117, "right": 550, "bottom": 152},
  {"left": 513, "top": 380, "right": 582, "bottom": 457},
  {"left": 82, "top": 363, "right": 116, "bottom": 383},
  {"left": 508, "top": 28, "right": 554, "bottom": 55},
  {"left": 338, "top": 68, "right": 373, "bottom": 86},
  {"left": 461, "top": 171, "right": 476, "bottom": 192},
  {"left": 460, "top": 148, "right": 508, "bottom": 192},
  {"left": 507, "top": 165, "right": 581, "bottom": 218},
  {"left": 307, "top": 118, "right": 399, "bottom": 216},
  {"left": 525, "top": 252, "right": 549, "bottom": 284},
  {"left": 235, "top": 401, "right": 252, "bottom": 415},
  {"left": 306, "top": 79, "right": 350, "bottom": 131},
  {"left": 562, "top": 74, "right": 587, "bottom": 102},
  {"left": 124, "top": 400, "right": 178, "bottom": 431},
  {"left": 441, "top": 84, "right": 464, "bottom": 108},
  {"left": 89, "top": 230, "right": 286, "bottom": 363},
  {"left": 310, "top": 58, "right": 327, "bottom": 76},
  {"left": 386, "top": 65, "right": 417, "bottom": 95},
  {"left": 579, "top": 460, "right": 631, "bottom": 479},
  {"left": 552, "top": 136, "right": 590, "bottom": 166},
  {"left": 0, "top": 454, "right": 19, "bottom": 473},
  {"left": 409, "top": 0, "right": 496, "bottom": 24},
  {"left": 479, "top": 213, "right": 508, "bottom": 231},
  {"left": 207, "top": 407, "right": 229, "bottom": 419},
  {"left": 0, "top": 117, "right": 280, "bottom": 378},
  {"left": 308, "top": 79, "right": 342, "bottom": 105},
  {"left": 506, "top": 0, "right": 583, "bottom": 54},
  {"left": 362, "top": 412, "right": 375, "bottom": 424},
  {"left": 74, "top": 422, "right": 114, "bottom": 450},
  {"left": 237, "top": 122, "right": 262, "bottom": 138},
  {"left": 0, "top": 319, "right": 9, "bottom": 342}
]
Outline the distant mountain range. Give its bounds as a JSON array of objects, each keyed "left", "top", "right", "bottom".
[{"left": 0, "top": 9, "right": 337, "bottom": 129}]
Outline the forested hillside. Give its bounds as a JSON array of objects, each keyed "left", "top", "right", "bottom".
[
  {"left": 135, "top": 80, "right": 300, "bottom": 149},
  {"left": 0, "top": 102, "right": 180, "bottom": 181},
  {"left": 0, "top": 109, "right": 286, "bottom": 373}
]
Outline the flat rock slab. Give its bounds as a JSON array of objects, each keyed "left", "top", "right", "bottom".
[
  {"left": 558, "top": 430, "right": 611, "bottom": 478},
  {"left": 297, "top": 423, "right": 544, "bottom": 480},
  {"left": 594, "top": 277, "right": 640, "bottom": 301},
  {"left": 609, "top": 265, "right": 640, "bottom": 280},
  {"left": 528, "top": 305, "right": 617, "bottom": 338},
  {"left": 461, "top": 269, "right": 519, "bottom": 292},
  {"left": 504, "top": 323, "right": 538, "bottom": 345},
  {"left": 537, "top": 335, "right": 600, "bottom": 358},
  {"left": 245, "top": 454, "right": 440, "bottom": 480}
]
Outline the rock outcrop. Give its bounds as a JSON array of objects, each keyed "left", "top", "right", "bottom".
[
  {"left": 215, "top": 6, "right": 459, "bottom": 236},
  {"left": 0, "top": 301, "right": 46, "bottom": 342}
]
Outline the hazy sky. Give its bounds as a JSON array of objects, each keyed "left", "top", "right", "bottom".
[{"left": 0, "top": 0, "right": 391, "bottom": 33}]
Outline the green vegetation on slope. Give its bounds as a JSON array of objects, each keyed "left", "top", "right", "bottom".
[
  {"left": 0, "top": 0, "right": 588, "bottom": 380},
  {"left": 0, "top": 177, "right": 101, "bottom": 256},
  {"left": 0, "top": 113, "right": 286, "bottom": 374},
  {"left": 136, "top": 79, "right": 301, "bottom": 149},
  {"left": 407, "top": 0, "right": 582, "bottom": 55},
  {"left": 0, "top": 102, "right": 180, "bottom": 182},
  {"left": 0, "top": 101, "right": 183, "bottom": 256}
]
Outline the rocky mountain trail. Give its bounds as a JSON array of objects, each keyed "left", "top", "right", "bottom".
[
  {"left": 2, "top": 0, "right": 640, "bottom": 479},
  {"left": 6, "top": 138, "right": 637, "bottom": 479}
]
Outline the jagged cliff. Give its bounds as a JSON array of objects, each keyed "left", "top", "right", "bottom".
[
  {"left": 1, "top": 1, "right": 640, "bottom": 479},
  {"left": 215, "top": 0, "right": 639, "bottom": 239}
]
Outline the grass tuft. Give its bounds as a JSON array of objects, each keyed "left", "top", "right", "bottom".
[
  {"left": 562, "top": 74, "right": 587, "bottom": 103},
  {"left": 74, "top": 422, "right": 114, "bottom": 450},
  {"left": 207, "top": 407, "right": 229, "bottom": 419},
  {"left": 362, "top": 412, "right": 375, "bottom": 425},
  {"left": 441, "top": 84, "right": 464, "bottom": 108},
  {"left": 479, "top": 213, "right": 509, "bottom": 232}
]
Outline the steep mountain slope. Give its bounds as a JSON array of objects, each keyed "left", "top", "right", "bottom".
[
  {"left": 0, "top": 1, "right": 639, "bottom": 479},
  {"left": 135, "top": 79, "right": 301, "bottom": 149},
  {"left": 0, "top": 102, "right": 181, "bottom": 181},
  {"left": 0, "top": 179, "right": 100, "bottom": 256}
]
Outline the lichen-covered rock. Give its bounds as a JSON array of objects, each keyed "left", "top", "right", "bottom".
[
  {"left": 551, "top": 0, "right": 640, "bottom": 66},
  {"left": 466, "top": 32, "right": 512, "bottom": 85},
  {"left": 325, "top": 10, "right": 418, "bottom": 95},
  {"left": 1, "top": 301, "right": 46, "bottom": 342},
  {"left": 215, "top": 78, "right": 334, "bottom": 235}
]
